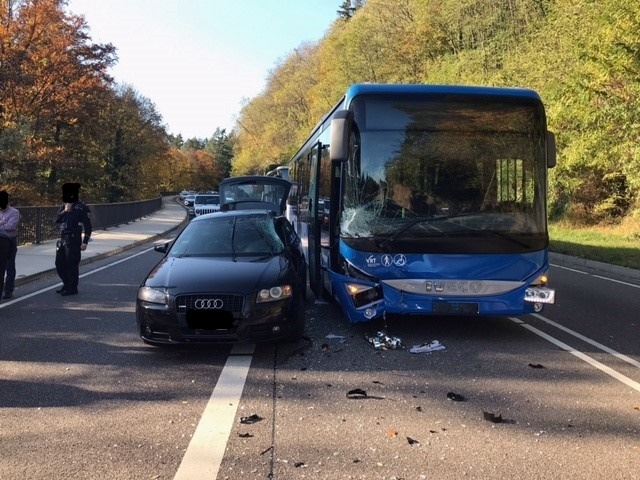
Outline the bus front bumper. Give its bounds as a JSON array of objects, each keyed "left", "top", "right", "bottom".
[{"left": 332, "top": 277, "right": 555, "bottom": 324}]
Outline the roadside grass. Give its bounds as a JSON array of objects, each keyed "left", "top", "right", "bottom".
[{"left": 549, "top": 218, "right": 640, "bottom": 271}]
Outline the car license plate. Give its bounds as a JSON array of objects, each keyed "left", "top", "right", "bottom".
[
  {"left": 186, "top": 309, "right": 234, "bottom": 329},
  {"left": 433, "top": 301, "right": 479, "bottom": 314}
]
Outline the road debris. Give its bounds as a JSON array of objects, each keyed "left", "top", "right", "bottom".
[
  {"left": 260, "top": 446, "right": 273, "bottom": 455},
  {"left": 528, "top": 363, "right": 545, "bottom": 369},
  {"left": 346, "top": 388, "right": 368, "bottom": 399},
  {"left": 409, "top": 340, "right": 445, "bottom": 354},
  {"left": 406, "top": 436, "right": 420, "bottom": 446},
  {"left": 240, "top": 414, "right": 263, "bottom": 424},
  {"left": 325, "top": 333, "right": 347, "bottom": 341},
  {"left": 447, "top": 392, "right": 466, "bottom": 402},
  {"left": 483, "top": 411, "right": 503, "bottom": 423},
  {"left": 365, "top": 330, "right": 403, "bottom": 350}
]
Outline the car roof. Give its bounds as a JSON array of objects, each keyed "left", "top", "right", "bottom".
[
  {"left": 219, "top": 175, "right": 292, "bottom": 215},
  {"left": 190, "top": 209, "right": 274, "bottom": 222}
]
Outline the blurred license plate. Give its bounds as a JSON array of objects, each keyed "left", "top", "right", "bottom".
[
  {"left": 433, "top": 301, "right": 479, "bottom": 314},
  {"left": 186, "top": 309, "right": 233, "bottom": 329}
]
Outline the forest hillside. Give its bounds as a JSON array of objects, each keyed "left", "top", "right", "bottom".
[{"left": 231, "top": 0, "right": 640, "bottom": 226}]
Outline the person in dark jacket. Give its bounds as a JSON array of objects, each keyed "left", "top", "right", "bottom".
[
  {"left": 0, "top": 229, "right": 10, "bottom": 301},
  {"left": 0, "top": 190, "right": 21, "bottom": 299},
  {"left": 54, "top": 183, "right": 92, "bottom": 296}
]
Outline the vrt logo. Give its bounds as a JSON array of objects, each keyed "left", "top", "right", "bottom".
[{"left": 366, "top": 255, "right": 378, "bottom": 267}]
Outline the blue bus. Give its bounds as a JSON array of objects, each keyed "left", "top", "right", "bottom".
[{"left": 287, "top": 84, "right": 556, "bottom": 324}]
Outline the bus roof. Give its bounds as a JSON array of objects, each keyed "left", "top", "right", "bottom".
[
  {"left": 289, "top": 83, "right": 544, "bottom": 163},
  {"left": 342, "top": 83, "right": 542, "bottom": 105}
]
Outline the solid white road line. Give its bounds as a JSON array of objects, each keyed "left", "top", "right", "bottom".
[
  {"left": 552, "top": 263, "right": 640, "bottom": 289},
  {"left": 531, "top": 313, "right": 640, "bottom": 369},
  {"left": 0, "top": 247, "right": 155, "bottom": 309},
  {"left": 4, "top": 244, "right": 258, "bottom": 478},
  {"left": 173, "top": 344, "right": 255, "bottom": 480},
  {"left": 510, "top": 317, "right": 640, "bottom": 393}
]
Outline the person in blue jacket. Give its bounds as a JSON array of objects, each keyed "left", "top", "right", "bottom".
[{"left": 54, "top": 183, "right": 92, "bottom": 296}]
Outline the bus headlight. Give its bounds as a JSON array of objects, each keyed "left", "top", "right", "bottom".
[
  {"left": 345, "top": 283, "right": 383, "bottom": 308},
  {"left": 524, "top": 271, "right": 555, "bottom": 304}
]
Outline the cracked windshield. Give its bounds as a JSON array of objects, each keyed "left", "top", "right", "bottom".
[{"left": 340, "top": 95, "right": 548, "bottom": 252}]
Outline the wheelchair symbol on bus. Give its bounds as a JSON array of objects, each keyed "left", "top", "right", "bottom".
[{"left": 393, "top": 254, "right": 407, "bottom": 267}]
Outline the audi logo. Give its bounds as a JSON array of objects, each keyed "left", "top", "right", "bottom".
[{"left": 194, "top": 299, "right": 224, "bottom": 309}]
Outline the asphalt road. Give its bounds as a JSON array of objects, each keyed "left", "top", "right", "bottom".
[{"left": 1, "top": 244, "right": 639, "bottom": 480}]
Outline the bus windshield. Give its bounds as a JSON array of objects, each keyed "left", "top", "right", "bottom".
[{"left": 340, "top": 93, "right": 548, "bottom": 253}]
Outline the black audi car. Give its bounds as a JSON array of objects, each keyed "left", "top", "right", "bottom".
[{"left": 136, "top": 176, "right": 307, "bottom": 345}]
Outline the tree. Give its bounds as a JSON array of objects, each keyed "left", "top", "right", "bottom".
[
  {"left": 205, "top": 128, "right": 234, "bottom": 180},
  {"left": 0, "top": 0, "right": 116, "bottom": 203}
]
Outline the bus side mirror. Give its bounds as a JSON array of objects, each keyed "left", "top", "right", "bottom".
[
  {"left": 546, "top": 131, "right": 556, "bottom": 168},
  {"left": 330, "top": 110, "right": 353, "bottom": 162}
]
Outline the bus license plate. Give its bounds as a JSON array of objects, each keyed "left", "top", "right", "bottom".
[{"left": 433, "top": 301, "right": 479, "bottom": 315}]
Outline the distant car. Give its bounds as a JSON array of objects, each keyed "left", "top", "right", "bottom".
[
  {"left": 193, "top": 193, "right": 220, "bottom": 216},
  {"left": 136, "top": 176, "right": 307, "bottom": 345},
  {"left": 183, "top": 194, "right": 196, "bottom": 207}
]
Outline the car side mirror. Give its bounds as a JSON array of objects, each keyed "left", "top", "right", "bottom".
[{"left": 154, "top": 242, "right": 169, "bottom": 254}]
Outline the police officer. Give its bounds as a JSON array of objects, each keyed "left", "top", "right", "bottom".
[{"left": 54, "top": 183, "right": 92, "bottom": 296}]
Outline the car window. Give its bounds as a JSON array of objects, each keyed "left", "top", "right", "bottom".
[
  {"left": 169, "top": 214, "right": 284, "bottom": 257},
  {"left": 195, "top": 195, "right": 220, "bottom": 205}
]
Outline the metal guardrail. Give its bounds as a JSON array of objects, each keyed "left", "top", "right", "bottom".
[{"left": 16, "top": 196, "right": 164, "bottom": 246}]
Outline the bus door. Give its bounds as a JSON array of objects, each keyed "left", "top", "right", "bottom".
[{"left": 307, "top": 142, "right": 322, "bottom": 298}]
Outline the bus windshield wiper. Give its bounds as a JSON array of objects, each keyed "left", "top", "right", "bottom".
[
  {"left": 376, "top": 214, "right": 474, "bottom": 249},
  {"left": 476, "top": 229, "right": 532, "bottom": 248}
]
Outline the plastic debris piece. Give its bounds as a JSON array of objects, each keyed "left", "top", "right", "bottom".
[
  {"left": 365, "top": 330, "right": 403, "bottom": 350},
  {"left": 528, "top": 363, "right": 545, "bottom": 369},
  {"left": 346, "top": 388, "right": 368, "bottom": 399},
  {"left": 325, "top": 333, "right": 346, "bottom": 340},
  {"left": 447, "top": 392, "right": 466, "bottom": 402},
  {"left": 294, "top": 462, "right": 306, "bottom": 468},
  {"left": 483, "top": 411, "right": 503, "bottom": 423},
  {"left": 238, "top": 433, "right": 254, "bottom": 438},
  {"left": 240, "top": 414, "right": 263, "bottom": 424},
  {"left": 406, "top": 436, "right": 420, "bottom": 446},
  {"left": 409, "top": 340, "right": 445, "bottom": 354},
  {"left": 260, "top": 446, "right": 273, "bottom": 455}
]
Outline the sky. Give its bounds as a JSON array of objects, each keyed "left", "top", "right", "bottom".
[{"left": 65, "top": 0, "right": 341, "bottom": 140}]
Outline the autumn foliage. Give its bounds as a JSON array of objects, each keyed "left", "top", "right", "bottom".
[
  {"left": 0, "top": 0, "right": 231, "bottom": 205},
  {"left": 233, "top": 0, "right": 640, "bottom": 225}
]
